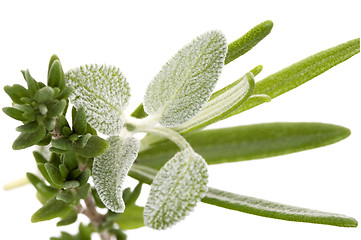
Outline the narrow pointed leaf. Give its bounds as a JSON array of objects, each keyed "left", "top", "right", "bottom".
[
  {"left": 144, "top": 149, "right": 208, "bottom": 229},
  {"left": 143, "top": 30, "right": 227, "bottom": 127},
  {"left": 27, "top": 172, "right": 58, "bottom": 200},
  {"left": 225, "top": 20, "right": 273, "bottom": 64},
  {"left": 31, "top": 196, "right": 73, "bottom": 223},
  {"left": 129, "top": 165, "right": 357, "bottom": 228},
  {"left": 23, "top": 69, "right": 39, "bottom": 96},
  {"left": 93, "top": 136, "right": 140, "bottom": 213},
  {"left": 232, "top": 38, "right": 360, "bottom": 116},
  {"left": 65, "top": 64, "right": 130, "bottom": 135},
  {"left": 174, "top": 72, "right": 254, "bottom": 133},
  {"left": 203, "top": 188, "right": 358, "bottom": 227},
  {"left": 137, "top": 122, "right": 351, "bottom": 169}
]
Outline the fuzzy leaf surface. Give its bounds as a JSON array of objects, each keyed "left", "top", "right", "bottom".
[
  {"left": 144, "top": 149, "right": 208, "bottom": 229},
  {"left": 174, "top": 72, "right": 254, "bottom": 133},
  {"left": 93, "top": 136, "right": 139, "bottom": 213},
  {"left": 143, "top": 31, "right": 227, "bottom": 127},
  {"left": 65, "top": 64, "right": 130, "bottom": 135}
]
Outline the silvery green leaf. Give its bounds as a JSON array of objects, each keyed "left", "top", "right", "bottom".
[
  {"left": 93, "top": 136, "right": 140, "bottom": 213},
  {"left": 143, "top": 30, "right": 227, "bottom": 127},
  {"left": 65, "top": 64, "right": 130, "bottom": 135},
  {"left": 144, "top": 149, "right": 208, "bottom": 229},
  {"left": 174, "top": 72, "right": 254, "bottom": 133}
]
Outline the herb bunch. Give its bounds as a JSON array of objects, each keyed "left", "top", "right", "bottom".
[{"left": 3, "top": 20, "right": 360, "bottom": 240}]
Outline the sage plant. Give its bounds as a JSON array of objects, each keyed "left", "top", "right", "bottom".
[{"left": 3, "top": 20, "right": 360, "bottom": 239}]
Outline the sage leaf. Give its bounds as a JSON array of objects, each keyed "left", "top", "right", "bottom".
[
  {"left": 225, "top": 20, "right": 273, "bottom": 64},
  {"left": 93, "top": 136, "right": 140, "bottom": 213},
  {"left": 174, "top": 72, "right": 254, "bottom": 133},
  {"left": 65, "top": 64, "right": 130, "bottom": 135},
  {"left": 233, "top": 38, "right": 360, "bottom": 116},
  {"left": 143, "top": 149, "right": 208, "bottom": 229},
  {"left": 137, "top": 122, "right": 351, "bottom": 169},
  {"left": 203, "top": 188, "right": 358, "bottom": 228},
  {"left": 143, "top": 30, "right": 227, "bottom": 127}
]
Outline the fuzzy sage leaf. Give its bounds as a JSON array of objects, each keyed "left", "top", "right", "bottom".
[
  {"left": 65, "top": 64, "right": 130, "bottom": 135},
  {"left": 173, "top": 71, "right": 255, "bottom": 133},
  {"left": 144, "top": 149, "right": 208, "bottom": 229},
  {"left": 93, "top": 136, "right": 140, "bottom": 213},
  {"left": 143, "top": 30, "right": 227, "bottom": 127}
]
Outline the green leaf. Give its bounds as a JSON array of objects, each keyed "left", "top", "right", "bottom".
[
  {"left": 73, "top": 106, "right": 87, "bottom": 135},
  {"left": 4, "top": 84, "right": 30, "bottom": 104},
  {"left": 65, "top": 64, "right": 130, "bottom": 135},
  {"left": 93, "top": 136, "right": 140, "bottom": 213},
  {"left": 59, "top": 164, "right": 69, "bottom": 178},
  {"left": 45, "top": 163, "right": 65, "bottom": 185},
  {"left": 144, "top": 149, "right": 208, "bottom": 229},
  {"left": 126, "top": 182, "right": 142, "bottom": 206},
  {"left": 27, "top": 172, "right": 58, "bottom": 201},
  {"left": 12, "top": 123, "right": 46, "bottom": 150},
  {"left": 44, "top": 117, "right": 56, "bottom": 131},
  {"left": 62, "top": 180, "right": 80, "bottom": 189},
  {"left": 77, "top": 183, "right": 91, "bottom": 199},
  {"left": 225, "top": 20, "right": 273, "bottom": 64},
  {"left": 16, "top": 121, "right": 39, "bottom": 133},
  {"left": 173, "top": 72, "right": 255, "bottom": 133},
  {"left": 33, "top": 151, "right": 48, "bottom": 164},
  {"left": 31, "top": 195, "right": 73, "bottom": 223},
  {"left": 52, "top": 137, "right": 73, "bottom": 151},
  {"left": 232, "top": 38, "right": 360, "bottom": 116},
  {"left": 47, "top": 99, "right": 67, "bottom": 117},
  {"left": 37, "top": 163, "right": 62, "bottom": 188},
  {"left": 48, "top": 59, "right": 65, "bottom": 90},
  {"left": 76, "top": 169, "right": 90, "bottom": 186},
  {"left": 202, "top": 187, "right": 358, "bottom": 228},
  {"left": 109, "top": 229, "right": 127, "bottom": 240},
  {"left": 130, "top": 103, "right": 147, "bottom": 119},
  {"left": 128, "top": 165, "right": 357, "bottom": 228},
  {"left": 57, "top": 210, "right": 78, "bottom": 226},
  {"left": 91, "top": 188, "right": 106, "bottom": 208},
  {"left": 74, "top": 135, "right": 110, "bottom": 158},
  {"left": 114, "top": 204, "right": 145, "bottom": 230},
  {"left": 2, "top": 107, "right": 26, "bottom": 121},
  {"left": 143, "top": 30, "right": 227, "bottom": 127},
  {"left": 56, "top": 190, "right": 74, "bottom": 203},
  {"left": 137, "top": 122, "right": 351, "bottom": 169},
  {"left": 75, "top": 133, "right": 92, "bottom": 148},
  {"left": 33, "top": 86, "right": 54, "bottom": 104}
]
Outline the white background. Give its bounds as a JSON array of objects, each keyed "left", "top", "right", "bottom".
[{"left": 0, "top": 0, "right": 360, "bottom": 239}]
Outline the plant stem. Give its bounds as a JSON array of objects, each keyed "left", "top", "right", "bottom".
[{"left": 76, "top": 193, "right": 114, "bottom": 240}]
